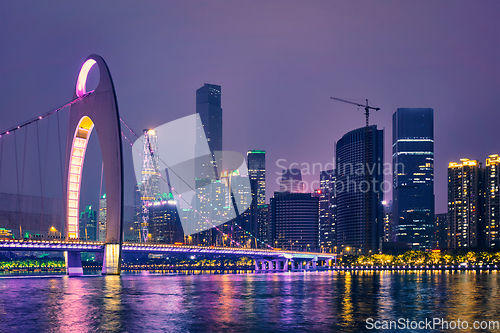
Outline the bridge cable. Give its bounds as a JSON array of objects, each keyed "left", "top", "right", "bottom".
[
  {"left": 120, "top": 119, "right": 274, "bottom": 249},
  {"left": 13, "top": 131, "right": 22, "bottom": 232},
  {"left": 20, "top": 127, "right": 27, "bottom": 196},
  {"left": 120, "top": 129, "right": 245, "bottom": 248}
]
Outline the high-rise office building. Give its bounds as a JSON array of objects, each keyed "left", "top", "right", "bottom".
[
  {"left": 194, "top": 84, "right": 223, "bottom": 245},
  {"left": 484, "top": 154, "right": 499, "bottom": 249},
  {"left": 270, "top": 192, "right": 319, "bottom": 251},
  {"left": 139, "top": 129, "right": 161, "bottom": 242},
  {"left": 247, "top": 150, "right": 266, "bottom": 205},
  {"left": 279, "top": 169, "right": 304, "bottom": 193},
  {"left": 382, "top": 201, "right": 393, "bottom": 243},
  {"left": 448, "top": 158, "right": 483, "bottom": 249},
  {"left": 435, "top": 213, "right": 449, "bottom": 250},
  {"left": 257, "top": 204, "right": 270, "bottom": 247},
  {"left": 336, "top": 125, "right": 384, "bottom": 254},
  {"left": 79, "top": 205, "right": 97, "bottom": 241},
  {"left": 195, "top": 83, "right": 222, "bottom": 188},
  {"left": 148, "top": 197, "right": 184, "bottom": 244},
  {"left": 319, "top": 169, "right": 336, "bottom": 252},
  {"left": 393, "top": 108, "right": 435, "bottom": 250},
  {"left": 98, "top": 194, "right": 107, "bottom": 241}
]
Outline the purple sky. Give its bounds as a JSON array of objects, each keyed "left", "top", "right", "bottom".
[{"left": 0, "top": 1, "right": 499, "bottom": 213}]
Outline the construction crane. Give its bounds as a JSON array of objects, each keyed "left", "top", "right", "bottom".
[{"left": 330, "top": 97, "right": 380, "bottom": 127}]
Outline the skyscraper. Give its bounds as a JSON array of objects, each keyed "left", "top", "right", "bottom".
[
  {"left": 448, "top": 158, "right": 482, "bottom": 249},
  {"left": 484, "top": 154, "right": 499, "bottom": 249},
  {"left": 194, "top": 84, "right": 222, "bottom": 245},
  {"left": 270, "top": 192, "right": 319, "bottom": 251},
  {"left": 195, "top": 83, "right": 222, "bottom": 188},
  {"left": 247, "top": 150, "right": 266, "bottom": 205},
  {"left": 319, "top": 169, "right": 336, "bottom": 252},
  {"left": 79, "top": 205, "right": 97, "bottom": 241},
  {"left": 336, "top": 125, "right": 384, "bottom": 254},
  {"left": 98, "top": 194, "right": 107, "bottom": 242},
  {"left": 257, "top": 204, "right": 270, "bottom": 247},
  {"left": 279, "top": 169, "right": 304, "bottom": 193},
  {"left": 139, "top": 129, "right": 160, "bottom": 242},
  {"left": 393, "top": 108, "right": 435, "bottom": 250}
]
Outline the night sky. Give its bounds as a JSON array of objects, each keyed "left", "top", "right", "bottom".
[{"left": 0, "top": 1, "right": 499, "bottom": 214}]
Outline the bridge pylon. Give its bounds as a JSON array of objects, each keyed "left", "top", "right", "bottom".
[{"left": 63, "top": 55, "right": 124, "bottom": 275}]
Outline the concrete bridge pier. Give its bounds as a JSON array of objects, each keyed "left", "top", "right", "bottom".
[
  {"left": 102, "top": 244, "right": 121, "bottom": 275},
  {"left": 65, "top": 251, "right": 83, "bottom": 276}
]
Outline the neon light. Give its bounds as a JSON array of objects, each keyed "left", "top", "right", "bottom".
[
  {"left": 67, "top": 116, "right": 94, "bottom": 239},
  {"left": 76, "top": 59, "right": 97, "bottom": 97}
]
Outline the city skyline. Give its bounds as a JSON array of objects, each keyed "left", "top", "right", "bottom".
[{"left": 0, "top": 1, "right": 499, "bottom": 216}]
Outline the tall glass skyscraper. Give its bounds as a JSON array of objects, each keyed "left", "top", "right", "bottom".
[
  {"left": 393, "top": 108, "right": 434, "bottom": 250},
  {"left": 270, "top": 192, "right": 319, "bottom": 251},
  {"left": 448, "top": 159, "right": 482, "bottom": 249},
  {"left": 319, "top": 169, "right": 336, "bottom": 252},
  {"left": 79, "top": 205, "right": 97, "bottom": 241},
  {"left": 247, "top": 150, "right": 266, "bottom": 205},
  {"left": 194, "top": 84, "right": 222, "bottom": 246},
  {"left": 336, "top": 125, "right": 384, "bottom": 254},
  {"left": 195, "top": 83, "right": 222, "bottom": 187}
]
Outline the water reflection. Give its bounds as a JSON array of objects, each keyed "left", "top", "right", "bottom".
[{"left": 0, "top": 271, "right": 498, "bottom": 332}]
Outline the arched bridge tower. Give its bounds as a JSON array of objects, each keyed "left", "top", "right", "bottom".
[{"left": 63, "top": 54, "right": 124, "bottom": 275}]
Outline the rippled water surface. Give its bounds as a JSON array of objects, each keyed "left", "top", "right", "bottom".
[{"left": 0, "top": 271, "right": 499, "bottom": 332}]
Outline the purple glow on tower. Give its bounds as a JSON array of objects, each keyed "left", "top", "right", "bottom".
[{"left": 76, "top": 59, "right": 97, "bottom": 97}]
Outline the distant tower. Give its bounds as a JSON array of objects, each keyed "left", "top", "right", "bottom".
[
  {"left": 279, "top": 169, "right": 304, "bottom": 193},
  {"left": 319, "top": 169, "right": 336, "bottom": 252},
  {"left": 485, "top": 154, "right": 500, "bottom": 249},
  {"left": 393, "top": 108, "right": 435, "bottom": 250},
  {"left": 98, "top": 194, "right": 107, "bottom": 241},
  {"left": 195, "top": 83, "right": 222, "bottom": 187},
  {"left": 133, "top": 183, "right": 141, "bottom": 241},
  {"left": 336, "top": 125, "right": 384, "bottom": 255},
  {"left": 194, "top": 84, "right": 222, "bottom": 245},
  {"left": 148, "top": 197, "right": 184, "bottom": 244},
  {"left": 79, "top": 205, "right": 97, "bottom": 241},
  {"left": 270, "top": 192, "right": 319, "bottom": 251},
  {"left": 140, "top": 129, "right": 160, "bottom": 242},
  {"left": 247, "top": 150, "right": 266, "bottom": 205},
  {"left": 448, "top": 159, "right": 482, "bottom": 249}
]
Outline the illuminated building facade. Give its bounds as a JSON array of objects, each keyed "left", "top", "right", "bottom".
[
  {"left": 148, "top": 197, "right": 184, "bottom": 244},
  {"left": 336, "top": 125, "right": 384, "bottom": 254},
  {"left": 195, "top": 83, "right": 222, "bottom": 188},
  {"left": 485, "top": 154, "right": 500, "bottom": 249},
  {"left": 319, "top": 169, "right": 336, "bottom": 252},
  {"left": 247, "top": 150, "right": 266, "bottom": 205},
  {"left": 79, "top": 205, "right": 97, "bottom": 241},
  {"left": 448, "top": 159, "right": 482, "bottom": 249},
  {"left": 393, "top": 108, "right": 435, "bottom": 250},
  {"left": 257, "top": 204, "right": 270, "bottom": 247},
  {"left": 270, "top": 192, "right": 319, "bottom": 251},
  {"left": 279, "top": 169, "right": 304, "bottom": 193},
  {"left": 435, "top": 213, "right": 449, "bottom": 250},
  {"left": 194, "top": 84, "right": 223, "bottom": 245},
  {"left": 98, "top": 194, "right": 106, "bottom": 242},
  {"left": 139, "top": 129, "right": 160, "bottom": 242}
]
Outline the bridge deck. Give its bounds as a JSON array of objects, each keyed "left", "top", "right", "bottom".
[{"left": 0, "top": 239, "right": 336, "bottom": 260}]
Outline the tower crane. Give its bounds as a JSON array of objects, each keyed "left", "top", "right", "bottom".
[{"left": 330, "top": 97, "right": 380, "bottom": 127}]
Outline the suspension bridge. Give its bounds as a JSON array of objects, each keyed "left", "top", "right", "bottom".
[{"left": 0, "top": 54, "right": 337, "bottom": 275}]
